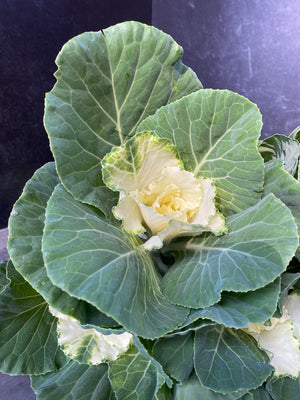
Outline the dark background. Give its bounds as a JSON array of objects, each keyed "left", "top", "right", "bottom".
[{"left": 0, "top": 1, "right": 299, "bottom": 395}]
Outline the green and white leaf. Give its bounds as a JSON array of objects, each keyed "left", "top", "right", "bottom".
[
  {"left": 102, "top": 131, "right": 181, "bottom": 194},
  {"left": 266, "top": 375, "right": 300, "bottom": 400},
  {"left": 263, "top": 160, "right": 300, "bottom": 260},
  {"left": 0, "top": 261, "right": 67, "bottom": 375},
  {"left": 174, "top": 372, "right": 249, "bottom": 400},
  {"left": 284, "top": 291, "right": 300, "bottom": 341},
  {"left": 259, "top": 134, "right": 300, "bottom": 176},
  {"left": 102, "top": 132, "right": 226, "bottom": 243},
  {"left": 108, "top": 346, "right": 166, "bottom": 400},
  {"left": 7, "top": 162, "right": 118, "bottom": 329},
  {"left": 152, "top": 331, "right": 194, "bottom": 383},
  {"left": 246, "top": 292, "right": 300, "bottom": 378},
  {"left": 42, "top": 184, "right": 188, "bottom": 339},
  {"left": 137, "top": 89, "right": 264, "bottom": 216},
  {"left": 194, "top": 325, "right": 274, "bottom": 394},
  {"left": 186, "top": 279, "right": 280, "bottom": 328},
  {"left": 31, "top": 360, "right": 115, "bottom": 400},
  {"left": 289, "top": 125, "right": 300, "bottom": 142},
  {"left": 44, "top": 21, "right": 202, "bottom": 212},
  {"left": 162, "top": 194, "right": 298, "bottom": 308},
  {"left": 51, "top": 307, "right": 133, "bottom": 365}
]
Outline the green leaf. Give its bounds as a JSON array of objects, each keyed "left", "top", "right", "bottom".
[
  {"left": 186, "top": 279, "right": 280, "bottom": 328},
  {"left": 152, "top": 332, "right": 194, "bottom": 383},
  {"left": 31, "top": 360, "right": 115, "bottom": 400},
  {"left": 42, "top": 184, "right": 188, "bottom": 339},
  {"left": 259, "top": 134, "right": 300, "bottom": 176},
  {"left": 108, "top": 346, "right": 166, "bottom": 400},
  {"left": 263, "top": 160, "right": 300, "bottom": 260},
  {"left": 239, "top": 386, "right": 272, "bottom": 399},
  {"left": 156, "top": 385, "right": 173, "bottom": 400},
  {"left": 162, "top": 194, "right": 298, "bottom": 308},
  {"left": 0, "top": 261, "right": 67, "bottom": 375},
  {"left": 163, "top": 320, "right": 217, "bottom": 340},
  {"left": 137, "top": 89, "right": 264, "bottom": 216},
  {"left": 133, "top": 336, "right": 172, "bottom": 388},
  {"left": 7, "top": 162, "right": 118, "bottom": 328},
  {"left": 194, "top": 325, "right": 274, "bottom": 394},
  {"left": 274, "top": 272, "right": 300, "bottom": 317},
  {"left": 266, "top": 375, "right": 300, "bottom": 400},
  {"left": 289, "top": 125, "right": 300, "bottom": 142},
  {"left": 0, "top": 261, "right": 10, "bottom": 294},
  {"left": 174, "top": 373, "right": 248, "bottom": 400},
  {"left": 45, "top": 21, "right": 202, "bottom": 212}
]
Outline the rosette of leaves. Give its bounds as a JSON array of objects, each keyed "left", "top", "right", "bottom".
[{"left": 2, "top": 21, "right": 300, "bottom": 399}]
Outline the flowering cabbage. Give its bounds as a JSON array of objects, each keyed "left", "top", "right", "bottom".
[
  {"left": 102, "top": 132, "right": 226, "bottom": 249},
  {"left": 1, "top": 21, "right": 300, "bottom": 400}
]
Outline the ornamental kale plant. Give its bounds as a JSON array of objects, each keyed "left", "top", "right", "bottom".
[{"left": 1, "top": 21, "right": 300, "bottom": 399}]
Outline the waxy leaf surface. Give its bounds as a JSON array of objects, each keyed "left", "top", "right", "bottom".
[
  {"left": 240, "top": 387, "right": 272, "bottom": 400},
  {"left": 0, "top": 261, "right": 67, "bottom": 375},
  {"left": 137, "top": 89, "right": 264, "bottom": 216},
  {"left": 263, "top": 160, "right": 300, "bottom": 260},
  {"left": 194, "top": 325, "right": 274, "bottom": 394},
  {"left": 152, "top": 332, "right": 194, "bottom": 383},
  {"left": 162, "top": 194, "right": 298, "bottom": 308},
  {"left": 31, "top": 360, "right": 115, "bottom": 400},
  {"left": 266, "top": 376, "right": 300, "bottom": 400},
  {"left": 42, "top": 184, "right": 188, "bottom": 339},
  {"left": 108, "top": 346, "right": 166, "bottom": 400},
  {"left": 44, "top": 21, "right": 202, "bottom": 212},
  {"left": 7, "top": 163, "right": 118, "bottom": 328},
  {"left": 186, "top": 279, "right": 280, "bottom": 328},
  {"left": 174, "top": 373, "right": 248, "bottom": 400}
]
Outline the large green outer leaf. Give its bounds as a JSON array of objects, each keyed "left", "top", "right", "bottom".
[
  {"left": 42, "top": 184, "right": 188, "bottom": 339},
  {"left": 0, "top": 261, "right": 67, "bottom": 375},
  {"left": 44, "top": 21, "right": 202, "bottom": 212},
  {"left": 152, "top": 332, "right": 194, "bottom": 383},
  {"left": 263, "top": 160, "right": 300, "bottom": 260},
  {"left": 7, "top": 163, "right": 117, "bottom": 328},
  {"left": 162, "top": 194, "right": 298, "bottom": 308},
  {"left": 31, "top": 360, "right": 115, "bottom": 400},
  {"left": 108, "top": 346, "right": 166, "bottom": 400},
  {"left": 137, "top": 89, "right": 264, "bottom": 216},
  {"left": 186, "top": 279, "right": 280, "bottom": 328},
  {"left": 266, "top": 376, "right": 300, "bottom": 400},
  {"left": 174, "top": 373, "right": 248, "bottom": 399},
  {"left": 194, "top": 325, "right": 274, "bottom": 394}
]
